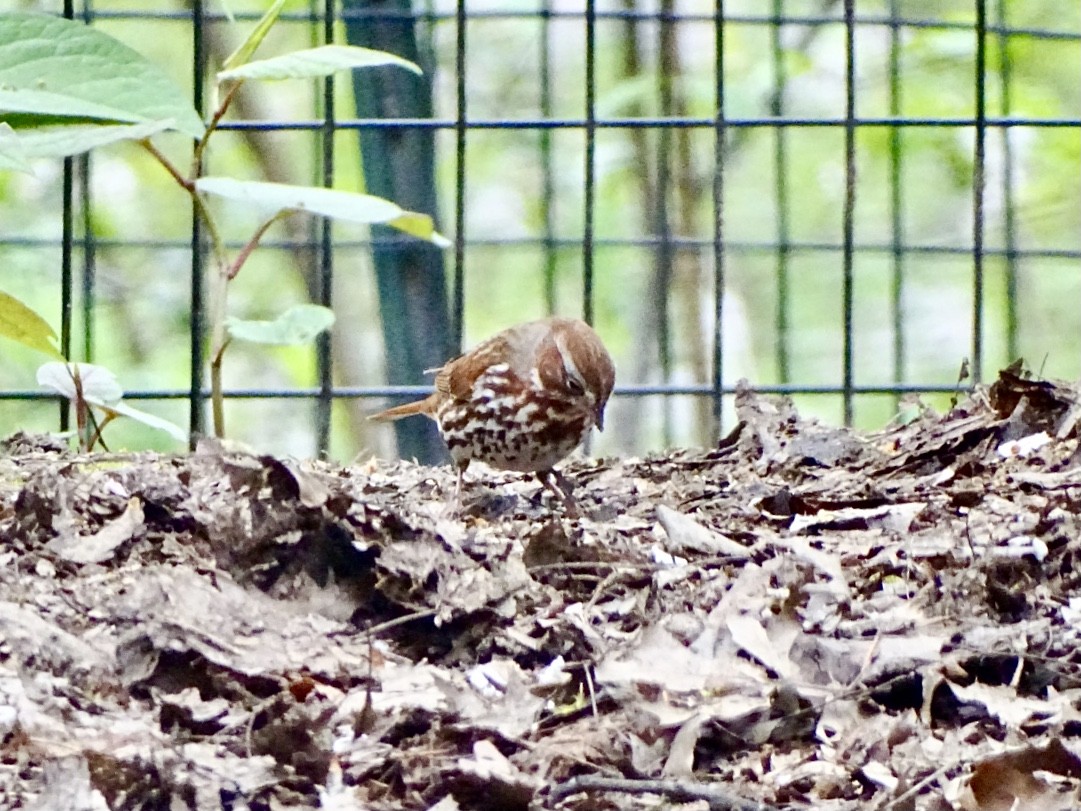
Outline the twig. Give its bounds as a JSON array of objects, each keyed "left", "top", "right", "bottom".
[
  {"left": 583, "top": 663, "right": 598, "bottom": 718},
  {"left": 192, "top": 79, "right": 243, "bottom": 172},
  {"left": 140, "top": 137, "right": 228, "bottom": 273},
  {"left": 547, "top": 775, "right": 781, "bottom": 811},
  {"left": 526, "top": 560, "right": 653, "bottom": 574},
  {"left": 363, "top": 607, "right": 438, "bottom": 637},
  {"left": 140, "top": 138, "right": 194, "bottom": 191},
  {"left": 227, "top": 211, "right": 291, "bottom": 280}
]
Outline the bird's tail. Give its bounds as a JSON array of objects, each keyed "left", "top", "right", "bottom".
[{"left": 369, "top": 396, "right": 437, "bottom": 422}]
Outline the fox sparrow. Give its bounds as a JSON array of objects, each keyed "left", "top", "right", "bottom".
[{"left": 371, "top": 316, "right": 616, "bottom": 509}]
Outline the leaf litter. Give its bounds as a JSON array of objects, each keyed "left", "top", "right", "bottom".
[{"left": 4, "top": 365, "right": 1081, "bottom": 809}]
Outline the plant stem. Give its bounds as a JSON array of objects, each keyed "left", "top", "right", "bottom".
[
  {"left": 190, "top": 82, "right": 245, "bottom": 440},
  {"left": 142, "top": 132, "right": 233, "bottom": 439},
  {"left": 192, "top": 194, "right": 229, "bottom": 272},
  {"left": 88, "top": 411, "right": 115, "bottom": 452},
  {"left": 210, "top": 336, "right": 229, "bottom": 438},
  {"left": 205, "top": 212, "right": 288, "bottom": 438},
  {"left": 192, "top": 80, "right": 243, "bottom": 175},
  {"left": 229, "top": 211, "right": 289, "bottom": 280},
  {"left": 142, "top": 140, "right": 229, "bottom": 266},
  {"left": 140, "top": 139, "right": 194, "bottom": 191},
  {"left": 70, "top": 365, "right": 88, "bottom": 451},
  {"left": 207, "top": 262, "right": 233, "bottom": 438}
]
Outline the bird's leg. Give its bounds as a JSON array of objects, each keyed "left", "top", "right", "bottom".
[
  {"left": 448, "top": 460, "right": 469, "bottom": 515},
  {"left": 537, "top": 469, "right": 579, "bottom": 518}
]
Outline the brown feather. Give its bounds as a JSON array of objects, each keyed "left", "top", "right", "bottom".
[
  {"left": 369, "top": 393, "right": 440, "bottom": 422},
  {"left": 442, "top": 339, "right": 506, "bottom": 401},
  {"left": 371, "top": 316, "right": 615, "bottom": 487}
]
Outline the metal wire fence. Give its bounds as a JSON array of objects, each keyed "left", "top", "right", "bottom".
[{"left": 1, "top": 1, "right": 1079, "bottom": 460}]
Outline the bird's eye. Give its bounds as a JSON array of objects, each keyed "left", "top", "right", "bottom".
[{"left": 565, "top": 375, "right": 585, "bottom": 396}]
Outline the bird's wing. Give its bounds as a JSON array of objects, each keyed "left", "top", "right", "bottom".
[{"left": 438, "top": 334, "right": 516, "bottom": 401}]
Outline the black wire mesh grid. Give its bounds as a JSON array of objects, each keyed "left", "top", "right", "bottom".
[{"left": 2, "top": 1, "right": 1079, "bottom": 458}]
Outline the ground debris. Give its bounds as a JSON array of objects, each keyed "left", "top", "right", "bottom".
[{"left": 4, "top": 368, "right": 1081, "bottom": 810}]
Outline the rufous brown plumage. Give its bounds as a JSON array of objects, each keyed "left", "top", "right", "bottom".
[{"left": 372, "top": 316, "right": 615, "bottom": 507}]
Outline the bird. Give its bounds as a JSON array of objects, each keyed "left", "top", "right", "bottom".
[{"left": 370, "top": 317, "right": 616, "bottom": 511}]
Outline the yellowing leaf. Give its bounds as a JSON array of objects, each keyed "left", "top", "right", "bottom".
[
  {"left": 195, "top": 177, "right": 449, "bottom": 247},
  {"left": 0, "top": 291, "right": 61, "bottom": 357}
]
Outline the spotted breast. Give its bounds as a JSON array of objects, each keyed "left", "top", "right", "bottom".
[{"left": 371, "top": 316, "right": 615, "bottom": 507}]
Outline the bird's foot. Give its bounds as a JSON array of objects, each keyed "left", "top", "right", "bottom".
[{"left": 537, "top": 469, "right": 580, "bottom": 519}]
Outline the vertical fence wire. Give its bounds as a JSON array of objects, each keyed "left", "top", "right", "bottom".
[
  {"left": 770, "top": 0, "right": 790, "bottom": 384},
  {"left": 656, "top": 7, "right": 673, "bottom": 448},
  {"left": 58, "top": 2, "right": 75, "bottom": 431},
  {"left": 451, "top": 0, "right": 467, "bottom": 350},
  {"left": 189, "top": 0, "right": 206, "bottom": 443},
  {"left": 582, "top": 0, "right": 596, "bottom": 326},
  {"left": 79, "top": 3, "right": 94, "bottom": 363},
  {"left": 888, "top": 0, "right": 905, "bottom": 401},
  {"left": 996, "top": 0, "right": 1018, "bottom": 362},
  {"left": 972, "top": 0, "right": 987, "bottom": 383},
  {"left": 712, "top": 0, "right": 726, "bottom": 438},
  {"left": 841, "top": 0, "right": 856, "bottom": 425},
  {"left": 78, "top": 155, "right": 95, "bottom": 362},
  {"left": 315, "top": 0, "right": 335, "bottom": 454},
  {"left": 540, "top": 0, "right": 557, "bottom": 316}
]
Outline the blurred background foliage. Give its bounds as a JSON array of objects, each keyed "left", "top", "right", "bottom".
[{"left": 0, "top": 0, "right": 1079, "bottom": 461}]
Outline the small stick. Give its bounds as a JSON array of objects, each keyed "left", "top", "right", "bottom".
[{"left": 547, "top": 775, "right": 781, "bottom": 811}]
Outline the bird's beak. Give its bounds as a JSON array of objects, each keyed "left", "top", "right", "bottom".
[{"left": 595, "top": 404, "right": 606, "bottom": 432}]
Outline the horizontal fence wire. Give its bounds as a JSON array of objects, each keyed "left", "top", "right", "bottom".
[
  {"left": 7, "top": 236, "right": 1079, "bottom": 259},
  {"left": 0, "top": 384, "right": 978, "bottom": 401},
  {"left": 2, "top": 2, "right": 1078, "bottom": 458},
  {"left": 199, "top": 116, "right": 1081, "bottom": 129},
  {"left": 73, "top": 7, "right": 1081, "bottom": 39}
]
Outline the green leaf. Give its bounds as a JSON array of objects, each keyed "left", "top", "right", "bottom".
[
  {"left": 217, "top": 44, "right": 421, "bottom": 82},
  {"left": 221, "top": 0, "right": 286, "bottom": 73},
  {"left": 37, "top": 361, "right": 123, "bottom": 404},
  {"left": 0, "top": 122, "right": 31, "bottom": 171},
  {"left": 195, "top": 177, "right": 451, "bottom": 247},
  {"left": 0, "top": 291, "right": 62, "bottom": 357},
  {"left": 226, "top": 304, "right": 336, "bottom": 346},
  {"left": 0, "top": 13, "right": 204, "bottom": 138},
  {"left": 100, "top": 401, "right": 188, "bottom": 442},
  {"left": 12, "top": 118, "right": 173, "bottom": 160}
]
